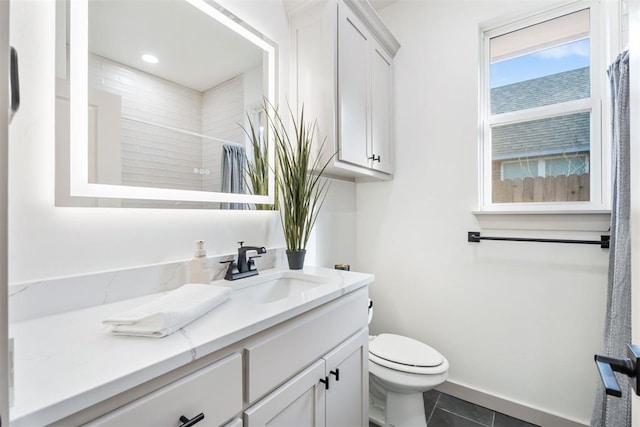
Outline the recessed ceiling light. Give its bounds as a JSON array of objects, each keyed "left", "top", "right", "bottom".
[{"left": 141, "top": 54, "right": 158, "bottom": 64}]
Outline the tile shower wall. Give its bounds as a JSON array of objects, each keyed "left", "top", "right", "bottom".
[
  {"left": 202, "top": 75, "right": 246, "bottom": 194},
  {"left": 87, "top": 54, "right": 254, "bottom": 206},
  {"left": 88, "top": 53, "right": 204, "bottom": 193}
]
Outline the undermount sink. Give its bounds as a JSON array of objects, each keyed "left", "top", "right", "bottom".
[{"left": 231, "top": 271, "right": 330, "bottom": 304}]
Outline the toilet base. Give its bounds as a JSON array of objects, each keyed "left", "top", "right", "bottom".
[
  {"left": 369, "top": 375, "right": 428, "bottom": 427},
  {"left": 386, "top": 391, "right": 427, "bottom": 426}
]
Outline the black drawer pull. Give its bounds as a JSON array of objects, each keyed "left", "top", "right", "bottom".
[
  {"left": 179, "top": 413, "right": 205, "bottom": 427},
  {"left": 10, "top": 46, "right": 19, "bottom": 120},
  {"left": 330, "top": 369, "right": 340, "bottom": 381},
  {"left": 319, "top": 376, "right": 329, "bottom": 390}
]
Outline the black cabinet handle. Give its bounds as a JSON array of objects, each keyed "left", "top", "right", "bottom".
[
  {"left": 319, "top": 376, "right": 329, "bottom": 390},
  {"left": 330, "top": 369, "right": 340, "bottom": 381},
  {"left": 9, "top": 46, "right": 19, "bottom": 120},
  {"left": 368, "top": 154, "right": 380, "bottom": 162},
  {"left": 179, "top": 413, "right": 205, "bottom": 427},
  {"left": 595, "top": 344, "right": 640, "bottom": 398}
]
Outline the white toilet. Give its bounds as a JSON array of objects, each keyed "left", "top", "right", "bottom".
[{"left": 368, "top": 301, "right": 449, "bottom": 427}]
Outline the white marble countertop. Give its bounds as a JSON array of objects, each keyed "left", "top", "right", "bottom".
[{"left": 9, "top": 267, "right": 373, "bottom": 426}]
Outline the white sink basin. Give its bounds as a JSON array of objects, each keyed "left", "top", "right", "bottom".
[{"left": 231, "top": 271, "right": 330, "bottom": 304}]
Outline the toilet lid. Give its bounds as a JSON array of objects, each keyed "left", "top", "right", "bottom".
[{"left": 370, "top": 334, "right": 443, "bottom": 368}]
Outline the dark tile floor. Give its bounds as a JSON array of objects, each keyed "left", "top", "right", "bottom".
[{"left": 423, "top": 390, "right": 539, "bottom": 427}]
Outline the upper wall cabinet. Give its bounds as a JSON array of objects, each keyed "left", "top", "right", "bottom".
[{"left": 288, "top": 0, "right": 400, "bottom": 180}]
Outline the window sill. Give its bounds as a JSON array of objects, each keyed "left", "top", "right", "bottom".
[{"left": 472, "top": 210, "right": 611, "bottom": 232}]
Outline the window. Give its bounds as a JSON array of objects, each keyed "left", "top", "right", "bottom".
[{"left": 480, "top": 2, "right": 608, "bottom": 210}]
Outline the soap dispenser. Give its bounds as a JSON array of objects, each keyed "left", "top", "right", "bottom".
[{"left": 189, "top": 240, "right": 212, "bottom": 284}]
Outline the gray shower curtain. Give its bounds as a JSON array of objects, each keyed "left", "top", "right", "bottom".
[
  {"left": 592, "top": 49, "right": 631, "bottom": 427},
  {"left": 221, "top": 143, "right": 247, "bottom": 210}
]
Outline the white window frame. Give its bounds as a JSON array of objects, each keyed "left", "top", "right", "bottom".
[{"left": 478, "top": 0, "right": 617, "bottom": 213}]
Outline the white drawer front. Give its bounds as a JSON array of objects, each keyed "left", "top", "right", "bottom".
[
  {"left": 245, "top": 288, "right": 368, "bottom": 403},
  {"left": 85, "top": 353, "right": 243, "bottom": 427}
]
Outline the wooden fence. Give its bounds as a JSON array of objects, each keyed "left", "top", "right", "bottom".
[{"left": 492, "top": 174, "right": 589, "bottom": 203}]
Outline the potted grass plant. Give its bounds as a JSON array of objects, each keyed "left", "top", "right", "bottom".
[
  {"left": 265, "top": 102, "right": 335, "bottom": 269},
  {"left": 243, "top": 113, "right": 274, "bottom": 210}
]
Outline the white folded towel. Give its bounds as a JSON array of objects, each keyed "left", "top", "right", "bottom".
[{"left": 103, "top": 284, "right": 232, "bottom": 338}]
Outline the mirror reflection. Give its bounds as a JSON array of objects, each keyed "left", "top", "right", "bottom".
[{"left": 56, "top": 0, "right": 275, "bottom": 208}]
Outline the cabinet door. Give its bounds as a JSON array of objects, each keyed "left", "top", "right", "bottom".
[
  {"left": 85, "top": 353, "right": 243, "bottom": 427},
  {"left": 337, "top": 4, "right": 369, "bottom": 169},
  {"left": 245, "top": 360, "right": 326, "bottom": 427},
  {"left": 370, "top": 45, "right": 393, "bottom": 174},
  {"left": 324, "top": 329, "right": 369, "bottom": 427}
]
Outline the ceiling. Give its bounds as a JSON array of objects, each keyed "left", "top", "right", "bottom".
[{"left": 88, "top": 0, "right": 264, "bottom": 92}]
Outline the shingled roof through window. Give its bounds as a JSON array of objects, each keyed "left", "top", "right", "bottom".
[{"left": 491, "top": 67, "right": 590, "bottom": 159}]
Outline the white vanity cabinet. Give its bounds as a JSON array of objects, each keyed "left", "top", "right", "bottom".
[
  {"left": 290, "top": 0, "right": 400, "bottom": 180},
  {"left": 244, "top": 329, "right": 369, "bottom": 427},
  {"left": 244, "top": 287, "right": 369, "bottom": 426},
  {"left": 83, "top": 353, "right": 243, "bottom": 427}
]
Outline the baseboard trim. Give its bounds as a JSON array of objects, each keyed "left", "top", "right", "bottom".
[{"left": 435, "top": 381, "right": 589, "bottom": 427}]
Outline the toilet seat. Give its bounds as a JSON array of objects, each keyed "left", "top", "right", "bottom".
[{"left": 369, "top": 334, "right": 447, "bottom": 375}]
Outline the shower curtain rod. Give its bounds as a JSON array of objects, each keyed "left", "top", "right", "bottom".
[{"left": 468, "top": 231, "right": 610, "bottom": 248}]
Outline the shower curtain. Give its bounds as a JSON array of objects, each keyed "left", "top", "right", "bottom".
[
  {"left": 221, "top": 143, "right": 247, "bottom": 210},
  {"left": 592, "top": 49, "right": 631, "bottom": 427}
]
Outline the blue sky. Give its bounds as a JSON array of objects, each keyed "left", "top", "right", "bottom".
[{"left": 490, "top": 38, "right": 590, "bottom": 88}]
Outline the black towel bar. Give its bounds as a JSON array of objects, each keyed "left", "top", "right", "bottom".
[{"left": 468, "top": 231, "right": 610, "bottom": 249}]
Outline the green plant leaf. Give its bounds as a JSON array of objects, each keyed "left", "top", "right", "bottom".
[
  {"left": 240, "top": 112, "right": 274, "bottom": 211},
  {"left": 263, "top": 100, "right": 337, "bottom": 251}
]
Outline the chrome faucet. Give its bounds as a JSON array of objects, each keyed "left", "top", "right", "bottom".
[{"left": 222, "top": 241, "right": 267, "bottom": 281}]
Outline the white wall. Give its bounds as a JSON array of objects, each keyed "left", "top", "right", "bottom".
[
  {"left": 306, "top": 178, "right": 358, "bottom": 270},
  {"left": 361, "top": 1, "right": 609, "bottom": 424},
  {"left": 8, "top": 0, "right": 289, "bottom": 283}
]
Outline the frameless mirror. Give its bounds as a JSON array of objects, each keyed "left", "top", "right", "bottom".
[{"left": 55, "top": 0, "right": 276, "bottom": 208}]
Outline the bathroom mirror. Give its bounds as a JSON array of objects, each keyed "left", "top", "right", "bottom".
[{"left": 55, "top": 0, "right": 276, "bottom": 208}]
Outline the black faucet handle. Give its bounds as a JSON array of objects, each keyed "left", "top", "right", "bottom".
[
  {"left": 220, "top": 259, "right": 238, "bottom": 272},
  {"left": 222, "top": 260, "right": 240, "bottom": 280},
  {"left": 248, "top": 255, "right": 261, "bottom": 271},
  {"left": 238, "top": 241, "right": 244, "bottom": 247}
]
